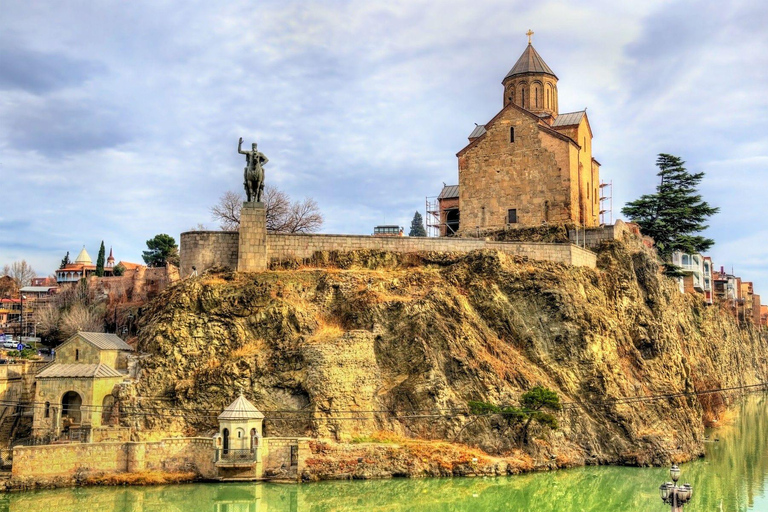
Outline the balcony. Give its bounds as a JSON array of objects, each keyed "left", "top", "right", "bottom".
[{"left": 214, "top": 448, "right": 257, "bottom": 467}]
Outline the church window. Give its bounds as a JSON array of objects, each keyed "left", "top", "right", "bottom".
[
  {"left": 510, "top": 127, "right": 515, "bottom": 143},
  {"left": 507, "top": 209, "right": 518, "bottom": 224},
  {"left": 521, "top": 89, "right": 526, "bottom": 107},
  {"left": 75, "top": 349, "right": 79, "bottom": 361},
  {"left": 45, "top": 402, "right": 50, "bottom": 418}
]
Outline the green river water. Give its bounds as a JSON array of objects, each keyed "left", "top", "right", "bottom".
[{"left": 4, "top": 395, "right": 768, "bottom": 511}]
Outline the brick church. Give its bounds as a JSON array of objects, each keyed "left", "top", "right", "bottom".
[{"left": 437, "top": 33, "right": 600, "bottom": 235}]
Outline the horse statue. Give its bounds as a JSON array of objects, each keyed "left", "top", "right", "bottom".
[{"left": 238, "top": 137, "right": 268, "bottom": 202}]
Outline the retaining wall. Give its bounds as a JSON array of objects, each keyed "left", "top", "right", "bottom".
[
  {"left": 12, "top": 437, "right": 216, "bottom": 482},
  {"left": 181, "top": 231, "right": 597, "bottom": 276}
]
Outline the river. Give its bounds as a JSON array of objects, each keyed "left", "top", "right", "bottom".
[{"left": 3, "top": 395, "right": 768, "bottom": 511}]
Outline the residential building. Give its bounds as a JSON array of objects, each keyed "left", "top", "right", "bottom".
[{"left": 672, "top": 252, "right": 706, "bottom": 296}]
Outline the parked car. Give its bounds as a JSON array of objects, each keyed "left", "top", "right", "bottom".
[
  {"left": 1, "top": 340, "right": 17, "bottom": 349},
  {"left": 38, "top": 347, "right": 53, "bottom": 356}
]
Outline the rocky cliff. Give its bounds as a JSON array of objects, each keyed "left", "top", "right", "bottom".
[{"left": 125, "top": 239, "right": 768, "bottom": 469}]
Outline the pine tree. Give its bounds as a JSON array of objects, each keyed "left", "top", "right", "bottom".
[
  {"left": 622, "top": 154, "right": 719, "bottom": 275},
  {"left": 96, "top": 241, "right": 106, "bottom": 277},
  {"left": 409, "top": 211, "right": 427, "bottom": 237},
  {"left": 60, "top": 251, "right": 71, "bottom": 269}
]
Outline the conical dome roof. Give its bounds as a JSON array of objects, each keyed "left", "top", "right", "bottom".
[
  {"left": 218, "top": 394, "right": 264, "bottom": 420},
  {"left": 75, "top": 246, "right": 92, "bottom": 265},
  {"left": 504, "top": 43, "right": 557, "bottom": 81}
]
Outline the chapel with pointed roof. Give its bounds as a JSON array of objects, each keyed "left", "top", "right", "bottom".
[{"left": 437, "top": 32, "right": 601, "bottom": 235}]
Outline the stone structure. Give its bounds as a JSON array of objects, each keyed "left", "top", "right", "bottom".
[
  {"left": 439, "top": 34, "right": 601, "bottom": 234},
  {"left": 182, "top": 231, "right": 598, "bottom": 276},
  {"left": 32, "top": 332, "right": 133, "bottom": 441},
  {"left": 213, "top": 395, "right": 265, "bottom": 480},
  {"left": 238, "top": 202, "right": 268, "bottom": 272}
]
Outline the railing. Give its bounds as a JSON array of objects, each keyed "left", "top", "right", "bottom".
[{"left": 214, "top": 448, "right": 257, "bottom": 464}]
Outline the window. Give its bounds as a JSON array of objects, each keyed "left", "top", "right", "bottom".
[
  {"left": 510, "top": 127, "right": 515, "bottom": 143},
  {"left": 75, "top": 349, "right": 79, "bottom": 361},
  {"left": 508, "top": 209, "right": 518, "bottom": 224},
  {"left": 44, "top": 402, "right": 50, "bottom": 418}
]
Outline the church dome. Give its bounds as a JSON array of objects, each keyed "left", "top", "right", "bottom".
[
  {"left": 75, "top": 246, "right": 92, "bottom": 265},
  {"left": 504, "top": 43, "right": 557, "bottom": 81}
]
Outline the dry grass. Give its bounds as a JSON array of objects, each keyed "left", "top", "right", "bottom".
[
  {"left": 84, "top": 471, "right": 198, "bottom": 486},
  {"left": 201, "top": 277, "right": 228, "bottom": 286},
  {"left": 307, "top": 318, "right": 345, "bottom": 343},
  {"left": 231, "top": 339, "right": 264, "bottom": 358}
]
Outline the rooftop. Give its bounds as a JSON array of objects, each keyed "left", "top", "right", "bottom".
[
  {"left": 504, "top": 43, "right": 557, "bottom": 81},
  {"left": 67, "top": 332, "right": 134, "bottom": 351},
  {"left": 36, "top": 363, "right": 124, "bottom": 379},
  {"left": 218, "top": 394, "right": 265, "bottom": 420},
  {"left": 552, "top": 111, "right": 586, "bottom": 128},
  {"left": 438, "top": 185, "right": 459, "bottom": 200}
]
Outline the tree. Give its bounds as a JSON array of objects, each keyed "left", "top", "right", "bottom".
[
  {"left": 210, "top": 191, "right": 242, "bottom": 231},
  {"left": 468, "top": 385, "right": 561, "bottom": 448},
  {"left": 622, "top": 154, "right": 719, "bottom": 275},
  {"left": 211, "top": 186, "right": 324, "bottom": 234},
  {"left": 142, "top": 234, "right": 179, "bottom": 267},
  {"left": 409, "top": 211, "right": 427, "bottom": 237},
  {"left": 2, "top": 260, "right": 36, "bottom": 288},
  {"left": 96, "top": 241, "right": 106, "bottom": 277},
  {"left": 113, "top": 263, "right": 126, "bottom": 277},
  {"left": 59, "top": 303, "right": 104, "bottom": 339},
  {"left": 60, "top": 251, "right": 71, "bottom": 269}
]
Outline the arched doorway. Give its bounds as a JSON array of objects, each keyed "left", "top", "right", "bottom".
[
  {"left": 61, "top": 391, "right": 82, "bottom": 429},
  {"left": 222, "top": 428, "right": 230, "bottom": 454},
  {"left": 102, "top": 395, "right": 116, "bottom": 425}
]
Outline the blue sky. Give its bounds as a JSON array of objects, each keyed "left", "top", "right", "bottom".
[{"left": 1, "top": 0, "right": 767, "bottom": 292}]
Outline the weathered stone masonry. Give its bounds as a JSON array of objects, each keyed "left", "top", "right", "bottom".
[{"left": 181, "top": 230, "right": 598, "bottom": 276}]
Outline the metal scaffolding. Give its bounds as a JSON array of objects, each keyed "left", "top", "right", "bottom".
[{"left": 599, "top": 180, "right": 613, "bottom": 226}]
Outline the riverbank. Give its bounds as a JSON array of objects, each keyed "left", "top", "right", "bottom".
[{"left": 5, "top": 395, "right": 768, "bottom": 511}]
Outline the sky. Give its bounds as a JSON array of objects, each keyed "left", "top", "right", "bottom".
[{"left": 1, "top": 0, "right": 767, "bottom": 291}]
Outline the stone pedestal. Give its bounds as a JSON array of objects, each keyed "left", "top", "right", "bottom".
[{"left": 238, "top": 202, "right": 268, "bottom": 272}]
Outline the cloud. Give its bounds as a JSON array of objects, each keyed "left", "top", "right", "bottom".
[{"left": 0, "top": 0, "right": 766, "bottom": 296}]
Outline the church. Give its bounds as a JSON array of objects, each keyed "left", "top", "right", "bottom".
[{"left": 437, "top": 32, "right": 601, "bottom": 235}]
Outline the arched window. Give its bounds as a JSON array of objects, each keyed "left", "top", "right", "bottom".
[
  {"left": 510, "top": 127, "right": 515, "bottom": 143},
  {"left": 44, "top": 401, "right": 50, "bottom": 418},
  {"left": 521, "top": 89, "right": 526, "bottom": 107},
  {"left": 223, "top": 428, "right": 230, "bottom": 454},
  {"left": 75, "top": 349, "right": 79, "bottom": 361}
]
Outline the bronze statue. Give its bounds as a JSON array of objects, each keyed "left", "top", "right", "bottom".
[{"left": 238, "top": 137, "right": 268, "bottom": 202}]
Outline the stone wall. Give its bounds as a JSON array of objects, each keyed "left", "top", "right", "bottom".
[
  {"left": 263, "top": 438, "right": 311, "bottom": 481},
  {"left": 179, "top": 231, "right": 239, "bottom": 277},
  {"left": 182, "top": 230, "right": 598, "bottom": 276},
  {"left": 267, "top": 234, "right": 596, "bottom": 269},
  {"left": 12, "top": 437, "right": 216, "bottom": 483}
]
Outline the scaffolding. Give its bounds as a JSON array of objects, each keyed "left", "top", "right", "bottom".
[
  {"left": 599, "top": 180, "right": 613, "bottom": 226},
  {"left": 426, "top": 196, "right": 441, "bottom": 238}
]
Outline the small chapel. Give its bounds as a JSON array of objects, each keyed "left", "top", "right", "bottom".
[{"left": 437, "top": 31, "right": 601, "bottom": 235}]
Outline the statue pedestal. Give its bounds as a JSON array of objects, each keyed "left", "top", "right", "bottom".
[{"left": 238, "top": 202, "right": 268, "bottom": 272}]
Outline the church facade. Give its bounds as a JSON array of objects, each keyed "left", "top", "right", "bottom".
[{"left": 440, "top": 35, "right": 601, "bottom": 234}]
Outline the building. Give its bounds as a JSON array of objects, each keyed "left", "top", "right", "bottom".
[
  {"left": 702, "top": 256, "right": 714, "bottom": 304},
  {"left": 437, "top": 33, "right": 601, "bottom": 235},
  {"left": 672, "top": 252, "right": 707, "bottom": 297},
  {"left": 55, "top": 246, "right": 123, "bottom": 284},
  {"left": 32, "top": 332, "right": 133, "bottom": 441}
]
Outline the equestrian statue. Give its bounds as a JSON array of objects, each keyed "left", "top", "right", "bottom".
[{"left": 238, "top": 137, "right": 268, "bottom": 202}]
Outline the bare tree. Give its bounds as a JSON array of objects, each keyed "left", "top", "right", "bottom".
[
  {"left": 210, "top": 191, "right": 243, "bottom": 231},
  {"left": 60, "top": 304, "right": 104, "bottom": 339},
  {"left": 3, "top": 260, "right": 36, "bottom": 288},
  {"left": 35, "top": 303, "right": 61, "bottom": 340},
  {"left": 283, "top": 197, "right": 324, "bottom": 233},
  {"left": 211, "top": 185, "right": 323, "bottom": 234}
]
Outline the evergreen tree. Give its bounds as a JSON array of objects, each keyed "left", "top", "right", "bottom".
[
  {"left": 408, "top": 211, "right": 427, "bottom": 237},
  {"left": 622, "top": 154, "right": 719, "bottom": 275},
  {"left": 60, "top": 251, "right": 71, "bottom": 269},
  {"left": 96, "top": 241, "right": 106, "bottom": 277},
  {"left": 142, "top": 234, "right": 180, "bottom": 267}
]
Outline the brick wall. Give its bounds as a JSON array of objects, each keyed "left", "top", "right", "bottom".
[{"left": 179, "top": 231, "right": 239, "bottom": 277}]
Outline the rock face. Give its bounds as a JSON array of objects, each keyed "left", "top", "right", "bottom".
[{"left": 127, "top": 240, "right": 768, "bottom": 468}]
